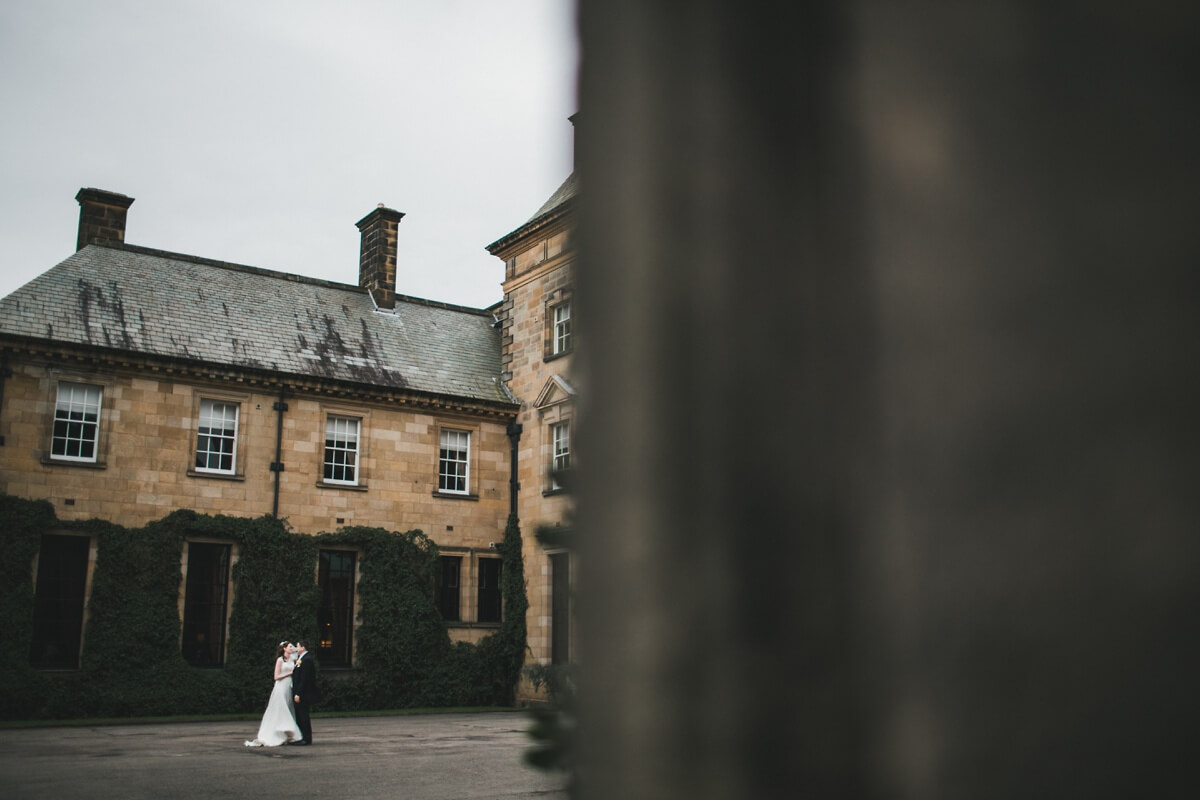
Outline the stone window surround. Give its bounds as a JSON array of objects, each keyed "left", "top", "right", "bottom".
[
  {"left": 549, "top": 418, "right": 571, "bottom": 494},
  {"left": 438, "top": 546, "right": 506, "bottom": 628},
  {"left": 316, "top": 404, "right": 371, "bottom": 490},
  {"left": 543, "top": 288, "right": 574, "bottom": 362},
  {"left": 41, "top": 370, "right": 115, "bottom": 469},
  {"left": 187, "top": 389, "right": 250, "bottom": 481},
  {"left": 178, "top": 537, "right": 239, "bottom": 668},
  {"left": 537, "top": 389, "right": 573, "bottom": 496},
  {"left": 30, "top": 531, "right": 98, "bottom": 671},
  {"left": 434, "top": 422, "right": 478, "bottom": 500}
]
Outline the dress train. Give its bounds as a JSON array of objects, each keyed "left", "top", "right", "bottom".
[{"left": 244, "top": 657, "right": 302, "bottom": 747}]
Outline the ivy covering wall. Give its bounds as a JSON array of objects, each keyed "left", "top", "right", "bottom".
[{"left": 0, "top": 494, "right": 528, "bottom": 720}]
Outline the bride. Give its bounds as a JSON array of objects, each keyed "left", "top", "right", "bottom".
[{"left": 245, "top": 641, "right": 303, "bottom": 747}]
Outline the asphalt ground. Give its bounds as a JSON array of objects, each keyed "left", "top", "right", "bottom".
[{"left": 0, "top": 711, "right": 569, "bottom": 800}]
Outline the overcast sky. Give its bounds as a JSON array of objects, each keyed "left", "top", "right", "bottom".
[{"left": 0, "top": 1, "right": 577, "bottom": 308}]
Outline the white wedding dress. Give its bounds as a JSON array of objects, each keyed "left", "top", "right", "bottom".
[{"left": 244, "top": 656, "right": 302, "bottom": 747}]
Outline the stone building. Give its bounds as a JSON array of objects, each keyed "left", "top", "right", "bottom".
[
  {"left": 0, "top": 180, "right": 574, "bottom": 687},
  {"left": 488, "top": 171, "right": 578, "bottom": 671}
]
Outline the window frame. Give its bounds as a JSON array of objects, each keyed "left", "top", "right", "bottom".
[
  {"left": 535, "top": 386, "right": 574, "bottom": 496},
  {"left": 180, "top": 540, "right": 234, "bottom": 668},
  {"left": 542, "top": 288, "right": 574, "bottom": 362},
  {"left": 30, "top": 533, "right": 95, "bottom": 670},
  {"left": 321, "top": 413, "right": 363, "bottom": 487},
  {"left": 552, "top": 300, "right": 572, "bottom": 355},
  {"left": 436, "top": 555, "right": 463, "bottom": 622},
  {"left": 476, "top": 556, "right": 504, "bottom": 624},
  {"left": 49, "top": 380, "right": 104, "bottom": 464},
  {"left": 436, "top": 426, "right": 473, "bottom": 497},
  {"left": 193, "top": 397, "right": 241, "bottom": 475},
  {"left": 550, "top": 551, "right": 572, "bottom": 665},
  {"left": 317, "top": 548, "right": 359, "bottom": 668},
  {"left": 550, "top": 419, "right": 571, "bottom": 491}
]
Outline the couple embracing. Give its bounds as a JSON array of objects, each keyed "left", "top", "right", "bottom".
[{"left": 244, "top": 639, "right": 320, "bottom": 747}]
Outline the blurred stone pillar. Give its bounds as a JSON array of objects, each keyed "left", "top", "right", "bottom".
[{"left": 574, "top": 2, "right": 1199, "bottom": 798}]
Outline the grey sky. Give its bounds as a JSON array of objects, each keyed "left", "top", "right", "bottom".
[{"left": 0, "top": 1, "right": 577, "bottom": 309}]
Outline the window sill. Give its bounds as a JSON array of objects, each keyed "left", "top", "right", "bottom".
[
  {"left": 542, "top": 486, "right": 570, "bottom": 497},
  {"left": 41, "top": 456, "right": 106, "bottom": 469},
  {"left": 432, "top": 490, "right": 479, "bottom": 501},
  {"left": 187, "top": 469, "right": 245, "bottom": 481},
  {"left": 317, "top": 480, "right": 369, "bottom": 492},
  {"left": 444, "top": 621, "right": 503, "bottom": 630},
  {"left": 542, "top": 351, "right": 571, "bottom": 364}
]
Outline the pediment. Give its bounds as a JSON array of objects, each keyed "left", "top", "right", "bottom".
[{"left": 533, "top": 374, "right": 577, "bottom": 410}]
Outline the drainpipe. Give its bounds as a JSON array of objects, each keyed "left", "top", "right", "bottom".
[
  {"left": 0, "top": 351, "right": 10, "bottom": 447},
  {"left": 270, "top": 389, "right": 288, "bottom": 517},
  {"left": 506, "top": 422, "right": 522, "bottom": 519}
]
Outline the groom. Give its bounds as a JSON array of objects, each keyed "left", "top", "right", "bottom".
[{"left": 289, "top": 639, "right": 320, "bottom": 746}]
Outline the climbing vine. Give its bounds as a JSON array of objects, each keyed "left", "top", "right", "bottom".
[
  {"left": 0, "top": 496, "right": 54, "bottom": 719},
  {"left": 0, "top": 494, "right": 527, "bottom": 720}
]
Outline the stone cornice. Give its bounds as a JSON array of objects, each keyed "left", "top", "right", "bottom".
[
  {"left": 484, "top": 199, "right": 575, "bottom": 258},
  {"left": 0, "top": 337, "right": 519, "bottom": 419},
  {"left": 501, "top": 252, "right": 575, "bottom": 295}
]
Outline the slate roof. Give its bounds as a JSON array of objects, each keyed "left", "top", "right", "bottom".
[
  {"left": 0, "top": 243, "right": 512, "bottom": 406},
  {"left": 486, "top": 172, "right": 577, "bottom": 254},
  {"left": 527, "top": 172, "right": 577, "bottom": 223}
]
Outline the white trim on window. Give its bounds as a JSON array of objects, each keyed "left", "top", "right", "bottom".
[
  {"left": 552, "top": 301, "right": 572, "bottom": 355},
  {"left": 438, "top": 428, "right": 471, "bottom": 494},
  {"left": 51, "top": 382, "right": 102, "bottom": 462},
  {"left": 195, "top": 399, "right": 239, "bottom": 474},
  {"left": 323, "top": 415, "right": 361, "bottom": 485},
  {"left": 551, "top": 420, "right": 571, "bottom": 490}
]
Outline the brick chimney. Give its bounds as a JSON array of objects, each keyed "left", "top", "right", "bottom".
[
  {"left": 355, "top": 204, "right": 405, "bottom": 310},
  {"left": 76, "top": 188, "right": 134, "bottom": 251}
]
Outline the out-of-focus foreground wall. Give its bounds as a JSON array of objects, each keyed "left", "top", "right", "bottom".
[{"left": 574, "top": 3, "right": 1199, "bottom": 797}]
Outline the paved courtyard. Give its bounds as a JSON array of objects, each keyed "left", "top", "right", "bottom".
[{"left": 0, "top": 711, "right": 569, "bottom": 799}]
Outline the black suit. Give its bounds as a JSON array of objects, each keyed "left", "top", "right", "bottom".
[{"left": 291, "top": 650, "right": 319, "bottom": 744}]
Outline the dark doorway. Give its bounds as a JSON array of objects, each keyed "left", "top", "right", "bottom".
[
  {"left": 318, "top": 550, "right": 356, "bottom": 667},
  {"left": 181, "top": 542, "right": 231, "bottom": 666},
  {"left": 30, "top": 534, "right": 91, "bottom": 669}
]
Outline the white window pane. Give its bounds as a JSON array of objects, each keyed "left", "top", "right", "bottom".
[
  {"left": 196, "top": 400, "right": 238, "bottom": 473},
  {"left": 551, "top": 421, "right": 571, "bottom": 488},
  {"left": 439, "top": 429, "right": 470, "bottom": 492},
  {"left": 553, "top": 302, "right": 572, "bottom": 354},
  {"left": 52, "top": 383, "right": 102, "bottom": 462},
  {"left": 323, "top": 416, "right": 361, "bottom": 484}
]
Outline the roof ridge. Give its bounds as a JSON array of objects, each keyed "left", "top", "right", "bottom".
[
  {"left": 87, "top": 242, "right": 494, "bottom": 316},
  {"left": 92, "top": 242, "right": 358, "bottom": 292}
]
